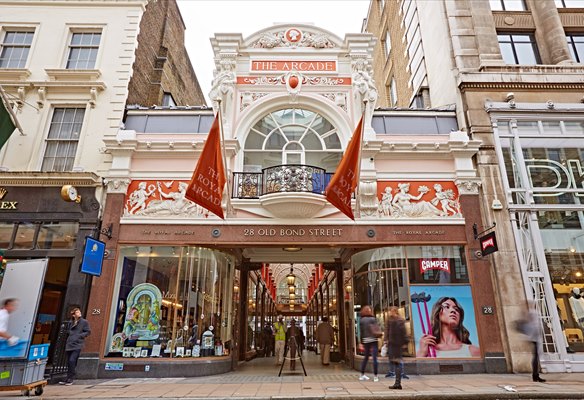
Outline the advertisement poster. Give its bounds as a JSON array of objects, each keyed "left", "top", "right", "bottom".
[
  {"left": 0, "top": 259, "right": 48, "bottom": 359},
  {"left": 410, "top": 285, "right": 480, "bottom": 358}
]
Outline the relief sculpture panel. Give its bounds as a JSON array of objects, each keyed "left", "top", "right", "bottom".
[{"left": 377, "top": 181, "right": 462, "bottom": 219}]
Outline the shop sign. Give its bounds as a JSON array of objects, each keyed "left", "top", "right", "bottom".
[
  {"left": 251, "top": 60, "right": 337, "bottom": 72},
  {"left": 480, "top": 231, "right": 498, "bottom": 256},
  {"left": 0, "top": 187, "right": 17, "bottom": 210},
  {"left": 418, "top": 258, "right": 450, "bottom": 274}
]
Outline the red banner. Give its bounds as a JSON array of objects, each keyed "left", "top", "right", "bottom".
[
  {"left": 185, "top": 113, "right": 226, "bottom": 219},
  {"left": 325, "top": 117, "right": 363, "bottom": 220}
]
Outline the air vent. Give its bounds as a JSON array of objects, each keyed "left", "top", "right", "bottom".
[{"left": 439, "top": 364, "right": 463, "bottom": 373}]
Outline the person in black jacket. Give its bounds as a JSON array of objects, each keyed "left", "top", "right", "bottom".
[
  {"left": 385, "top": 306, "right": 407, "bottom": 390},
  {"left": 59, "top": 307, "right": 91, "bottom": 385}
]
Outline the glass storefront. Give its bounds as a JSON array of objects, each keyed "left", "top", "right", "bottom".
[
  {"left": 105, "top": 246, "right": 235, "bottom": 358},
  {"left": 494, "top": 117, "right": 584, "bottom": 358},
  {"left": 350, "top": 245, "right": 480, "bottom": 359}
]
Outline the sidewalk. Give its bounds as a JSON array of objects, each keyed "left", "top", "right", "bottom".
[{"left": 5, "top": 371, "right": 583, "bottom": 399}]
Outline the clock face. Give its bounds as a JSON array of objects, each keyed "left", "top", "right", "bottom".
[{"left": 68, "top": 186, "right": 78, "bottom": 201}]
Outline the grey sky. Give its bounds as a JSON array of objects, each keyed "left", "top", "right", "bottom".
[{"left": 177, "top": 0, "right": 370, "bottom": 104}]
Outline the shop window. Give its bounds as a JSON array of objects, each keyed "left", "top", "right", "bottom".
[
  {"left": 0, "top": 222, "right": 14, "bottom": 249},
  {"left": 41, "top": 108, "right": 85, "bottom": 172},
  {"left": 13, "top": 222, "right": 36, "bottom": 249},
  {"left": 66, "top": 31, "right": 101, "bottom": 69},
  {"left": 106, "top": 246, "right": 235, "bottom": 358},
  {"left": 497, "top": 33, "right": 540, "bottom": 65},
  {"left": 0, "top": 30, "right": 34, "bottom": 68},
  {"left": 37, "top": 222, "right": 78, "bottom": 249},
  {"left": 407, "top": 245, "right": 469, "bottom": 284}
]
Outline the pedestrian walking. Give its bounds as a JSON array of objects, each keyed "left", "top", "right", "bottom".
[
  {"left": 262, "top": 322, "right": 273, "bottom": 357},
  {"left": 60, "top": 307, "right": 91, "bottom": 386},
  {"left": 522, "top": 301, "right": 546, "bottom": 383},
  {"left": 0, "top": 298, "right": 19, "bottom": 347},
  {"left": 316, "top": 316, "right": 334, "bottom": 365},
  {"left": 358, "top": 305, "right": 382, "bottom": 382},
  {"left": 273, "top": 315, "right": 286, "bottom": 366},
  {"left": 385, "top": 306, "right": 407, "bottom": 390},
  {"left": 285, "top": 319, "right": 302, "bottom": 371}
]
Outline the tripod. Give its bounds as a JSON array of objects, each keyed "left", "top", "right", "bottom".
[{"left": 278, "top": 336, "right": 307, "bottom": 377}]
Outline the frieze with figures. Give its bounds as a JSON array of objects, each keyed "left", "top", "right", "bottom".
[
  {"left": 377, "top": 181, "right": 463, "bottom": 219},
  {"left": 124, "top": 180, "right": 209, "bottom": 218}
]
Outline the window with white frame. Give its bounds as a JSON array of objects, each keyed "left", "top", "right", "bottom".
[
  {"left": 0, "top": 30, "right": 34, "bottom": 68},
  {"left": 41, "top": 108, "right": 85, "bottom": 172},
  {"left": 66, "top": 31, "right": 101, "bottom": 69},
  {"left": 384, "top": 30, "right": 391, "bottom": 58},
  {"left": 489, "top": 0, "right": 526, "bottom": 10},
  {"left": 567, "top": 35, "right": 584, "bottom": 63},
  {"left": 498, "top": 33, "right": 540, "bottom": 64}
]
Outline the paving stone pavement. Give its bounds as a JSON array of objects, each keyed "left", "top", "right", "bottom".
[{"left": 1, "top": 354, "right": 583, "bottom": 399}]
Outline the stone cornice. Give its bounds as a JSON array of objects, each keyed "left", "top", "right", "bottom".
[
  {"left": 460, "top": 81, "right": 584, "bottom": 92},
  {"left": 0, "top": 171, "right": 102, "bottom": 186}
]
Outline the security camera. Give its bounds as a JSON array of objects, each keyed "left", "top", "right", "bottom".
[
  {"left": 492, "top": 199, "right": 503, "bottom": 210},
  {"left": 474, "top": 250, "right": 483, "bottom": 258},
  {"left": 505, "top": 92, "right": 514, "bottom": 102},
  {"left": 104, "top": 249, "right": 110, "bottom": 258}
]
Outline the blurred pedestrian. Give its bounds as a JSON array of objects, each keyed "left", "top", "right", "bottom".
[
  {"left": 286, "top": 319, "right": 302, "bottom": 371},
  {"left": 60, "top": 307, "right": 91, "bottom": 386},
  {"left": 262, "top": 322, "right": 273, "bottom": 357},
  {"left": 359, "top": 305, "right": 382, "bottom": 382},
  {"left": 385, "top": 306, "right": 407, "bottom": 390},
  {"left": 0, "top": 299, "right": 19, "bottom": 346},
  {"left": 316, "top": 317, "right": 334, "bottom": 365},
  {"left": 524, "top": 301, "right": 546, "bottom": 383}
]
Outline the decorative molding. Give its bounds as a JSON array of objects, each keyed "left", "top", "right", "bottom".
[
  {"left": 320, "top": 93, "right": 347, "bottom": 111},
  {"left": 44, "top": 68, "right": 101, "bottom": 81},
  {"left": 0, "top": 172, "right": 101, "bottom": 187},
  {"left": 455, "top": 179, "right": 482, "bottom": 195},
  {"left": 0, "top": 68, "right": 31, "bottom": 81},
  {"left": 240, "top": 92, "right": 269, "bottom": 111},
  {"left": 250, "top": 28, "right": 336, "bottom": 49},
  {"left": 461, "top": 81, "right": 584, "bottom": 91},
  {"left": 239, "top": 75, "right": 350, "bottom": 86},
  {"left": 492, "top": 11, "right": 534, "bottom": 29}
]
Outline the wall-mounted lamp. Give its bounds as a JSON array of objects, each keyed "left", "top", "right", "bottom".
[
  {"left": 99, "top": 223, "right": 113, "bottom": 240},
  {"left": 233, "top": 284, "right": 240, "bottom": 293},
  {"left": 283, "top": 247, "right": 302, "bottom": 252},
  {"left": 345, "top": 283, "right": 352, "bottom": 293}
]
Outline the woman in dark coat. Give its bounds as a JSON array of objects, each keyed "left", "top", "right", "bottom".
[{"left": 385, "top": 306, "right": 407, "bottom": 390}]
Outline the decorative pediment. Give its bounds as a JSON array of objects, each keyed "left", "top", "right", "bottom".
[{"left": 246, "top": 25, "right": 342, "bottom": 49}]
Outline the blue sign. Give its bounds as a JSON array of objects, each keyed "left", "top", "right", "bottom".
[{"left": 80, "top": 237, "right": 105, "bottom": 277}]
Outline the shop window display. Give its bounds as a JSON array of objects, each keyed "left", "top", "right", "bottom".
[
  {"left": 351, "top": 245, "right": 478, "bottom": 359},
  {"left": 105, "top": 246, "right": 235, "bottom": 358}
]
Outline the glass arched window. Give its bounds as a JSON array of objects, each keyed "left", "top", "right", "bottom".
[{"left": 244, "top": 108, "right": 342, "bottom": 171}]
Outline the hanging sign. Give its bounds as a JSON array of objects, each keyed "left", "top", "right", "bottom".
[{"left": 480, "top": 231, "right": 498, "bottom": 256}]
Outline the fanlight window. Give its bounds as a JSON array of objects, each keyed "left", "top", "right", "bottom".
[{"left": 244, "top": 108, "right": 342, "bottom": 171}]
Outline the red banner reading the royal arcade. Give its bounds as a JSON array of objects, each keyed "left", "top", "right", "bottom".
[{"left": 185, "top": 113, "right": 226, "bottom": 219}]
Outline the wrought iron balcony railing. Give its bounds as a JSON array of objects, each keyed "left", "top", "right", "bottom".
[{"left": 232, "top": 164, "right": 332, "bottom": 199}]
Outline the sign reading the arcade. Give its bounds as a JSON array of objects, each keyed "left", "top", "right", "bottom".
[{"left": 251, "top": 60, "right": 337, "bottom": 72}]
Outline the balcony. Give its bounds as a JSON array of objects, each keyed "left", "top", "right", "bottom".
[{"left": 232, "top": 164, "right": 332, "bottom": 218}]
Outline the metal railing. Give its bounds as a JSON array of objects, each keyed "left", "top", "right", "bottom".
[{"left": 232, "top": 164, "right": 332, "bottom": 199}]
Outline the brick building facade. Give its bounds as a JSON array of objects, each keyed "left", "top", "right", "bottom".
[{"left": 127, "top": 0, "right": 205, "bottom": 107}]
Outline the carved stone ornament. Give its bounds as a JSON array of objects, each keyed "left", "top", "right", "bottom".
[
  {"left": 455, "top": 179, "right": 482, "bottom": 195},
  {"left": 123, "top": 180, "right": 209, "bottom": 218},
  {"left": 377, "top": 181, "right": 463, "bottom": 219},
  {"left": 105, "top": 178, "right": 131, "bottom": 194},
  {"left": 251, "top": 28, "right": 336, "bottom": 49},
  {"left": 240, "top": 92, "right": 269, "bottom": 111}
]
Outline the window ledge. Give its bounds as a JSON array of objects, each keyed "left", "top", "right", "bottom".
[
  {"left": 45, "top": 68, "right": 101, "bottom": 81},
  {"left": 0, "top": 69, "right": 31, "bottom": 81}
]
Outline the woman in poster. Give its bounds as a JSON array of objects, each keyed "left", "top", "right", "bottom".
[{"left": 416, "top": 297, "right": 480, "bottom": 357}]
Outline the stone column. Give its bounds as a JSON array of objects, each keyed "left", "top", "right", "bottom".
[{"left": 529, "top": 0, "right": 572, "bottom": 64}]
